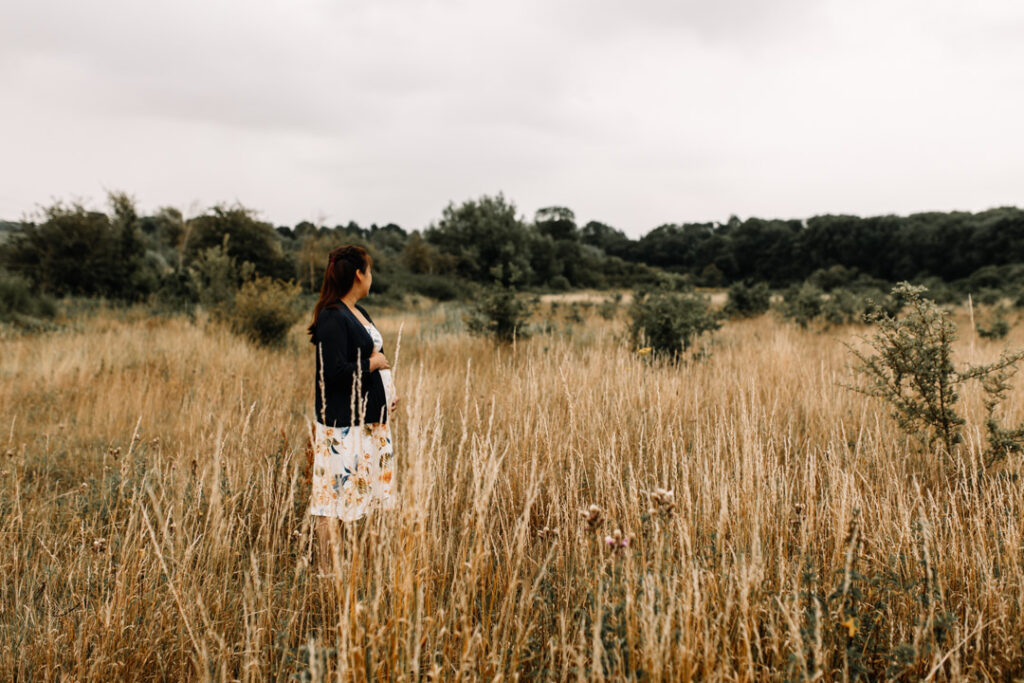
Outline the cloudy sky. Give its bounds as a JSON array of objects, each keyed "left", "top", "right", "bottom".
[{"left": 1, "top": 0, "right": 1022, "bottom": 236}]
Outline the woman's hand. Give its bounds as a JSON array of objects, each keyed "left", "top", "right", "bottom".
[{"left": 369, "top": 349, "right": 390, "bottom": 372}]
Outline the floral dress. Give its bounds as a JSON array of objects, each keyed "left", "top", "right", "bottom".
[{"left": 309, "top": 321, "right": 396, "bottom": 521}]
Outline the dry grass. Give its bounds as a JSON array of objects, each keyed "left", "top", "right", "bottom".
[{"left": 1, "top": 303, "right": 1023, "bottom": 681}]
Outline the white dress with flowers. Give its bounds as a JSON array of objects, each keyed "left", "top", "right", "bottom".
[{"left": 309, "top": 322, "right": 396, "bottom": 521}]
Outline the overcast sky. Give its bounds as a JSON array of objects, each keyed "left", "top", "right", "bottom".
[{"left": 1, "top": 0, "right": 1022, "bottom": 237}]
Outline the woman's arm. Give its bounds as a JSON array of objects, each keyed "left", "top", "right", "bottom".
[{"left": 317, "top": 313, "right": 371, "bottom": 381}]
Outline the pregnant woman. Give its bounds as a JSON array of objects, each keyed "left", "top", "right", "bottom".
[{"left": 307, "top": 245, "right": 398, "bottom": 532}]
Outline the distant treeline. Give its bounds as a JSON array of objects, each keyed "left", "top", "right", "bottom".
[
  {"left": 616, "top": 207, "right": 1024, "bottom": 287},
  {"left": 2, "top": 193, "right": 1023, "bottom": 305}
]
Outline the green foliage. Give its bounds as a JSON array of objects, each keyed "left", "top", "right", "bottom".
[
  {"left": 227, "top": 277, "right": 302, "bottom": 347},
  {"left": 976, "top": 306, "right": 1011, "bottom": 340},
  {"left": 465, "top": 286, "right": 535, "bottom": 344},
  {"left": 425, "top": 194, "right": 533, "bottom": 286},
  {"left": 0, "top": 193, "right": 158, "bottom": 300},
  {"left": 0, "top": 269, "right": 57, "bottom": 327},
  {"left": 188, "top": 236, "right": 256, "bottom": 311},
  {"left": 598, "top": 293, "right": 622, "bottom": 320},
  {"left": 724, "top": 281, "right": 771, "bottom": 318},
  {"left": 779, "top": 284, "right": 899, "bottom": 329},
  {"left": 785, "top": 512, "right": 956, "bottom": 681},
  {"left": 778, "top": 283, "right": 825, "bottom": 328},
  {"left": 629, "top": 288, "right": 722, "bottom": 360},
  {"left": 548, "top": 275, "right": 570, "bottom": 291},
  {"left": 848, "top": 283, "right": 1024, "bottom": 463},
  {"left": 186, "top": 205, "right": 293, "bottom": 280}
]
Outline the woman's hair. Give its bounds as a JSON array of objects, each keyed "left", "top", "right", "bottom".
[{"left": 307, "top": 245, "right": 374, "bottom": 339}]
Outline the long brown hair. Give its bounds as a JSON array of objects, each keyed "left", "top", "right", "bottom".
[{"left": 307, "top": 245, "right": 373, "bottom": 340}]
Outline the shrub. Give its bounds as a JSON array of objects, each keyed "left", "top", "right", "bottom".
[
  {"left": 189, "top": 237, "right": 255, "bottom": 311},
  {"left": 409, "top": 274, "right": 460, "bottom": 301},
  {"left": 228, "top": 277, "right": 302, "bottom": 347},
  {"left": 549, "top": 275, "right": 570, "bottom": 291},
  {"left": 465, "top": 286, "right": 534, "bottom": 344},
  {"left": 724, "top": 281, "right": 771, "bottom": 318},
  {"left": 629, "top": 289, "right": 721, "bottom": 360},
  {"left": 598, "top": 293, "right": 622, "bottom": 320},
  {"left": 977, "top": 306, "right": 1011, "bottom": 340},
  {"left": 778, "top": 283, "right": 824, "bottom": 328},
  {"left": 848, "top": 282, "right": 1024, "bottom": 465},
  {"left": 0, "top": 193, "right": 157, "bottom": 300},
  {"left": 779, "top": 284, "right": 900, "bottom": 329},
  {"left": 0, "top": 269, "right": 57, "bottom": 324}
]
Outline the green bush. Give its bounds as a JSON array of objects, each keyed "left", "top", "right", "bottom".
[
  {"left": 0, "top": 269, "right": 57, "bottom": 325},
  {"left": 409, "top": 274, "right": 460, "bottom": 301},
  {"left": 548, "top": 275, "right": 570, "bottom": 291},
  {"left": 629, "top": 288, "right": 721, "bottom": 360},
  {"left": 976, "top": 306, "right": 1011, "bottom": 340},
  {"left": 228, "top": 277, "right": 302, "bottom": 347},
  {"left": 465, "top": 286, "right": 534, "bottom": 344},
  {"left": 780, "top": 284, "right": 900, "bottom": 328},
  {"left": 724, "top": 281, "right": 771, "bottom": 318},
  {"left": 778, "top": 283, "right": 825, "bottom": 328},
  {"left": 849, "top": 283, "right": 1024, "bottom": 465},
  {"left": 189, "top": 237, "right": 255, "bottom": 311},
  {"left": 597, "top": 293, "right": 622, "bottom": 320}
]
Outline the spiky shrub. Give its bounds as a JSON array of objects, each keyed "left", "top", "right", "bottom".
[
  {"left": 228, "top": 276, "right": 302, "bottom": 347},
  {"left": 629, "top": 288, "right": 721, "bottom": 360},
  {"left": 465, "top": 286, "right": 534, "bottom": 344},
  {"left": 848, "top": 282, "right": 1024, "bottom": 464}
]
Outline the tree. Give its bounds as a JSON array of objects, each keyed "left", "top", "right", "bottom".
[
  {"left": 535, "top": 206, "right": 578, "bottom": 242},
  {"left": 580, "top": 220, "right": 631, "bottom": 258},
  {"left": 425, "top": 193, "right": 533, "bottom": 285},
  {"left": 401, "top": 232, "right": 439, "bottom": 275},
  {"left": 186, "top": 205, "right": 293, "bottom": 280},
  {"left": 0, "top": 192, "right": 156, "bottom": 299}
]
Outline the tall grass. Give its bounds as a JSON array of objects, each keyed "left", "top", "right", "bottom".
[{"left": 1, "top": 304, "right": 1022, "bottom": 680}]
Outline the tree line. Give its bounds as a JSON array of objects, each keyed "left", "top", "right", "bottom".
[{"left": 2, "top": 192, "right": 1023, "bottom": 306}]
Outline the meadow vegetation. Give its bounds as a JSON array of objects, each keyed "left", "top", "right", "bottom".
[{"left": 2, "top": 296, "right": 1023, "bottom": 681}]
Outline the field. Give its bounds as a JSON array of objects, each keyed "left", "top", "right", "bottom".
[{"left": 2, "top": 301, "right": 1023, "bottom": 681}]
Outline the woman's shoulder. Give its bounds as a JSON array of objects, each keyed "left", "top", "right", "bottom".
[{"left": 313, "top": 305, "right": 353, "bottom": 334}]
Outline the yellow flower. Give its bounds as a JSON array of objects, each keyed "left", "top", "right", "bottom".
[
  {"left": 841, "top": 616, "right": 858, "bottom": 637},
  {"left": 637, "top": 347, "right": 652, "bottom": 356}
]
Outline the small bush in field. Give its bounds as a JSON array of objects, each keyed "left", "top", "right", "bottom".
[
  {"left": 848, "top": 282, "right": 1024, "bottom": 465},
  {"left": 189, "top": 237, "right": 254, "bottom": 311},
  {"left": 724, "top": 281, "right": 771, "bottom": 319},
  {"left": 228, "top": 277, "right": 302, "bottom": 347},
  {"left": 0, "top": 269, "right": 57, "bottom": 326},
  {"left": 778, "top": 283, "right": 824, "bottom": 328},
  {"left": 598, "top": 293, "right": 622, "bottom": 320},
  {"left": 465, "top": 286, "right": 534, "bottom": 344},
  {"left": 629, "top": 288, "right": 721, "bottom": 360},
  {"left": 780, "top": 284, "right": 900, "bottom": 329},
  {"left": 977, "top": 306, "right": 1011, "bottom": 340}
]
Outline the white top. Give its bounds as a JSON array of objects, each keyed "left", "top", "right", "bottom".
[{"left": 363, "top": 322, "right": 396, "bottom": 410}]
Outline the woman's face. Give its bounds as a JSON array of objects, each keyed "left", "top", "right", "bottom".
[{"left": 354, "top": 265, "right": 372, "bottom": 297}]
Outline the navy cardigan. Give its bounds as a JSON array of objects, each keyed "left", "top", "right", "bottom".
[{"left": 311, "top": 302, "right": 388, "bottom": 427}]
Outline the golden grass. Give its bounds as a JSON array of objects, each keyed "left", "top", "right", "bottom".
[{"left": 1, "top": 304, "right": 1022, "bottom": 681}]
